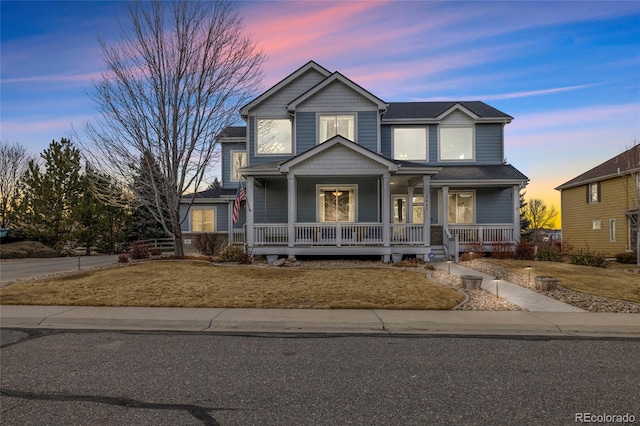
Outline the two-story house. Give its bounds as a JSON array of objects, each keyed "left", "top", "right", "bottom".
[
  {"left": 180, "top": 61, "right": 529, "bottom": 262},
  {"left": 555, "top": 144, "right": 640, "bottom": 256}
]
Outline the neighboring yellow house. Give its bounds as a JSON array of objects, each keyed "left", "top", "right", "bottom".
[{"left": 555, "top": 145, "right": 639, "bottom": 256}]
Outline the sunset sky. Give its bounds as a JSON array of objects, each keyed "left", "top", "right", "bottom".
[{"left": 2, "top": 1, "right": 639, "bottom": 227}]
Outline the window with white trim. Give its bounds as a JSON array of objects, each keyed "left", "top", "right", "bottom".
[
  {"left": 592, "top": 219, "right": 601, "bottom": 230},
  {"left": 257, "top": 118, "right": 292, "bottom": 154},
  {"left": 318, "top": 114, "right": 355, "bottom": 143},
  {"left": 393, "top": 127, "right": 427, "bottom": 161},
  {"left": 588, "top": 182, "right": 600, "bottom": 204},
  {"left": 191, "top": 209, "right": 215, "bottom": 232},
  {"left": 439, "top": 127, "right": 474, "bottom": 161},
  {"left": 609, "top": 219, "right": 616, "bottom": 242},
  {"left": 318, "top": 186, "right": 356, "bottom": 222},
  {"left": 230, "top": 151, "right": 247, "bottom": 182},
  {"left": 448, "top": 191, "right": 474, "bottom": 224}
]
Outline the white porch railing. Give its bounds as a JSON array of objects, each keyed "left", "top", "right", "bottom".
[
  {"left": 390, "top": 224, "right": 424, "bottom": 244},
  {"left": 251, "top": 223, "right": 515, "bottom": 247},
  {"left": 448, "top": 225, "right": 514, "bottom": 244},
  {"left": 232, "top": 228, "right": 246, "bottom": 245}
]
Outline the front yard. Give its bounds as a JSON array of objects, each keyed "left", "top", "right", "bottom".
[{"left": 0, "top": 261, "right": 464, "bottom": 310}]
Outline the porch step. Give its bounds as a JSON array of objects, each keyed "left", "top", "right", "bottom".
[{"left": 430, "top": 246, "right": 446, "bottom": 260}]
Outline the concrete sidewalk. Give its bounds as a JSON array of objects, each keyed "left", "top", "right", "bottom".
[
  {"left": 432, "top": 261, "right": 586, "bottom": 312},
  {"left": 1, "top": 305, "right": 638, "bottom": 337}
]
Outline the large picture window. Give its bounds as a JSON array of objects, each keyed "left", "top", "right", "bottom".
[
  {"left": 319, "top": 114, "right": 355, "bottom": 143},
  {"left": 393, "top": 127, "right": 427, "bottom": 160},
  {"left": 448, "top": 192, "right": 474, "bottom": 224},
  {"left": 230, "top": 151, "right": 247, "bottom": 182},
  {"left": 191, "top": 209, "right": 214, "bottom": 232},
  {"left": 318, "top": 186, "right": 356, "bottom": 222},
  {"left": 257, "top": 119, "right": 292, "bottom": 154},
  {"left": 439, "top": 127, "right": 474, "bottom": 161}
]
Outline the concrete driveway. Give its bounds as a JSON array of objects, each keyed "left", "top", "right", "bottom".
[{"left": 0, "top": 255, "right": 119, "bottom": 282}]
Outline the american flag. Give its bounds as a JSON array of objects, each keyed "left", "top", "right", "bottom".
[{"left": 232, "top": 181, "right": 245, "bottom": 225}]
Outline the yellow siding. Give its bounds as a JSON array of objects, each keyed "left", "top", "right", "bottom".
[{"left": 560, "top": 175, "right": 638, "bottom": 255}]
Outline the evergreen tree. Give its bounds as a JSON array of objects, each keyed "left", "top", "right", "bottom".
[
  {"left": 16, "top": 139, "right": 83, "bottom": 250},
  {"left": 207, "top": 177, "right": 222, "bottom": 190}
]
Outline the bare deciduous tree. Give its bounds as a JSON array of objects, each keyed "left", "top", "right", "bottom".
[
  {"left": 82, "top": 0, "right": 263, "bottom": 255},
  {"left": 0, "top": 141, "right": 34, "bottom": 228},
  {"left": 524, "top": 198, "right": 558, "bottom": 242}
]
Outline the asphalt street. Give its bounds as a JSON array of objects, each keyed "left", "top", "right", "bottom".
[
  {"left": 0, "top": 255, "right": 119, "bottom": 282},
  {"left": 1, "top": 330, "right": 639, "bottom": 425}
]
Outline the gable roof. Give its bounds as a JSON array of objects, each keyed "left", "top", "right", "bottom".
[
  {"left": 286, "top": 71, "right": 387, "bottom": 112},
  {"left": 383, "top": 101, "right": 512, "bottom": 122},
  {"left": 556, "top": 144, "right": 640, "bottom": 190},
  {"left": 217, "top": 126, "right": 246, "bottom": 141},
  {"left": 280, "top": 135, "right": 397, "bottom": 173},
  {"left": 239, "top": 61, "right": 331, "bottom": 116}
]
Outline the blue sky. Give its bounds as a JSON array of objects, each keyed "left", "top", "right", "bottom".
[{"left": 1, "top": 1, "right": 639, "bottom": 219}]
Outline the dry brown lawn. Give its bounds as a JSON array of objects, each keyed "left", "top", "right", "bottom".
[
  {"left": 486, "top": 259, "right": 640, "bottom": 303},
  {"left": 0, "top": 261, "right": 464, "bottom": 310}
]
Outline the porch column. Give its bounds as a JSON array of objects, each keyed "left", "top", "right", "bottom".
[
  {"left": 512, "top": 185, "right": 521, "bottom": 242},
  {"left": 423, "top": 176, "right": 430, "bottom": 246},
  {"left": 288, "top": 173, "right": 296, "bottom": 248},
  {"left": 246, "top": 176, "right": 255, "bottom": 248},
  {"left": 407, "top": 186, "right": 414, "bottom": 224},
  {"left": 382, "top": 173, "right": 391, "bottom": 247},
  {"left": 227, "top": 200, "right": 234, "bottom": 245},
  {"left": 442, "top": 186, "right": 449, "bottom": 229}
]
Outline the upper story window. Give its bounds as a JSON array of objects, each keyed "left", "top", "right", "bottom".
[
  {"left": 257, "top": 118, "right": 292, "bottom": 154},
  {"left": 319, "top": 114, "right": 355, "bottom": 143},
  {"left": 439, "top": 127, "right": 474, "bottom": 161},
  {"left": 393, "top": 127, "right": 427, "bottom": 161},
  {"left": 588, "top": 182, "right": 600, "bottom": 204},
  {"left": 230, "top": 151, "right": 247, "bottom": 182}
]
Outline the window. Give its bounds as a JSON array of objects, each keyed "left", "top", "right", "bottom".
[
  {"left": 230, "top": 151, "right": 247, "bottom": 182},
  {"left": 439, "top": 127, "right": 474, "bottom": 161},
  {"left": 448, "top": 192, "right": 474, "bottom": 224},
  {"left": 592, "top": 219, "right": 601, "bottom": 230},
  {"left": 257, "top": 119, "right": 292, "bottom": 154},
  {"left": 191, "top": 209, "right": 214, "bottom": 232},
  {"left": 588, "top": 182, "right": 600, "bottom": 203},
  {"left": 609, "top": 219, "right": 616, "bottom": 242},
  {"left": 318, "top": 186, "right": 356, "bottom": 222},
  {"left": 412, "top": 196, "right": 425, "bottom": 224},
  {"left": 393, "top": 196, "right": 407, "bottom": 224},
  {"left": 319, "top": 114, "right": 355, "bottom": 143},
  {"left": 393, "top": 127, "right": 427, "bottom": 161}
]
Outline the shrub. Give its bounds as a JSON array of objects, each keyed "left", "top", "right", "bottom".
[
  {"left": 193, "top": 233, "right": 227, "bottom": 256},
  {"left": 514, "top": 238, "right": 535, "bottom": 260},
  {"left": 216, "top": 245, "right": 245, "bottom": 263},
  {"left": 491, "top": 242, "right": 515, "bottom": 259},
  {"left": 129, "top": 242, "right": 150, "bottom": 260},
  {"left": 568, "top": 248, "right": 607, "bottom": 268},
  {"left": 615, "top": 252, "right": 638, "bottom": 264},
  {"left": 536, "top": 241, "right": 564, "bottom": 262},
  {"left": 149, "top": 247, "right": 163, "bottom": 256},
  {"left": 460, "top": 251, "right": 483, "bottom": 262},
  {"left": 118, "top": 253, "right": 130, "bottom": 263}
]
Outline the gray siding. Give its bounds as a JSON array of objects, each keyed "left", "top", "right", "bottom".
[
  {"left": 380, "top": 125, "right": 392, "bottom": 158},
  {"left": 253, "top": 179, "right": 288, "bottom": 224},
  {"left": 475, "top": 124, "right": 503, "bottom": 164},
  {"left": 476, "top": 188, "right": 513, "bottom": 224},
  {"left": 297, "top": 80, "right": 378, "bottom": 110},
  {"left": 295, "top": 112, "right": 316, "bottom": 154},
  {"left": 428, "top": 125, "right": 438, "bottom": 163},
  {"left": 252, "top": 68, "right": 327, "bottom": 116},
  {"left": 358, "top": 111, "right": 378, "bottom": 152}
]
